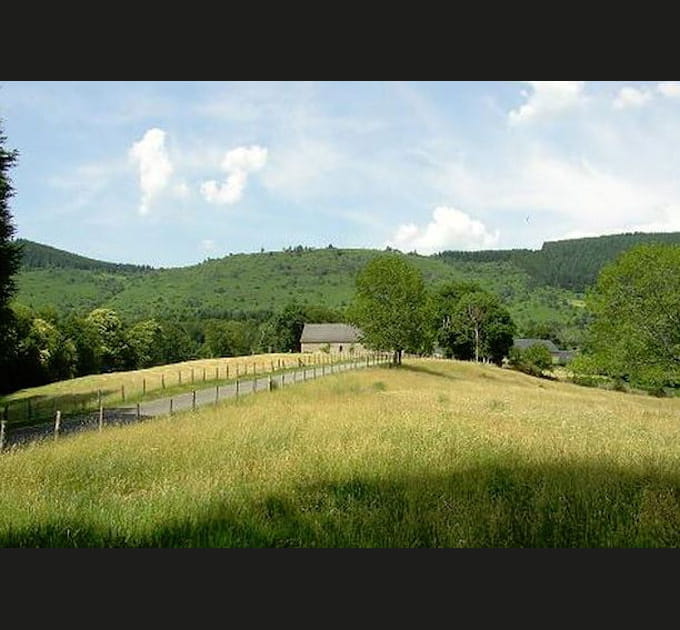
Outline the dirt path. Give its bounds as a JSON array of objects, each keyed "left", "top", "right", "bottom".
[{"left": 2, "top": 359, "right": 383, "bottom": 450}]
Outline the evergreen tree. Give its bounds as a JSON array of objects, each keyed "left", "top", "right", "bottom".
[{"left": 0, "top": 120, "right": 22, "bottom": 393}]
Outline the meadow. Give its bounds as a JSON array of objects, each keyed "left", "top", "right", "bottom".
[
  {"left": 0, "top": 351, "right": 347, "bottom": 426},
  {"left": 2, "top": 358, "right": 680, "bottom": 547}
]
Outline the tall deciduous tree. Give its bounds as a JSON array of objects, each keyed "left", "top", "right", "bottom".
[
  {"left": 576, "top": 243, "right": 680, "bottom": 390},
  {"left": 431, "top": 282, "right": 515, "bottom": 365},
  {"left": 348, "top": 254, "right": 426, "bottom": 364},
  {"left": 0, "top": 120, "right": 22, "bottom": 393},
  {"left": 453, "top": 291, "right": 515, "bottom": 364}
]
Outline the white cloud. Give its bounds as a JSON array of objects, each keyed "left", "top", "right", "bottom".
[
  {"left": 508, "top": 82, "right": 586, "bottom": 125},
  {"left": 386, "top": 206, "right": 499, "bottom": 254},
  {"left": 200, "top": 145, "right": 268, "bottom": 205},
  {"left": 613, "top": 86, "right": 652, "bottom": 109},
  {"left": 200, "top": 171, "right": 248, "bottom": 204},
  {"left": 657, "top": 82, "right": 680, "bottom": 99},
  {"left": 129, "top": 128, "right": 173, "bottom": 215},
  {"left": 220, "top": 145, "right": 268, "bottom": 172}
]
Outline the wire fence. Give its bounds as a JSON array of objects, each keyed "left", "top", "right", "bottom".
[
  {"left": 0, "top": 351, "right": 392, "bottom": 452},
  {"left": 1, "top": 351, "right": 376, "bottom": 427}
]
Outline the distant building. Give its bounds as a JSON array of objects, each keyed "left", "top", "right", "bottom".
[
  {"left": 512, "top": 338, "right": 575, "bottom": 364},
  {"left": 300, "top": 323, "right": 364, "bottom": 354}
]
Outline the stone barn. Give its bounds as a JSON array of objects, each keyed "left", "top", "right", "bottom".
[{"left": 300, "top": 323, "right": 364, "bottom": 354}]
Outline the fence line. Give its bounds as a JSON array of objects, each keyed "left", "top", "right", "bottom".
[
  {"left": 1, "top": 352, "right": 392, "bottom": 450},
  {"left": 0, "top": 353, "right": 391, "bottom": 451},
  {"left": 0, "top": 350, "right": 386, "bottom": 427}
]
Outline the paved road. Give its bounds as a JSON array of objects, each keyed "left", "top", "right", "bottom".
[{"left": 2, "top": 358, "right": 385, "bottom": 450}]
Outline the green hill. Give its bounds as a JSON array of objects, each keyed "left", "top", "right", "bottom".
[
  {"left": 13, "top": 244, "right": 582, "bottom": 336},
  {"left": 17, "top": 238, "right": 153, "bottom": 274},
  {"left": 16, "top": 231, "right": 680, "bottom": 339},
  {"left": 436, "top": 231, "right": 680, "bottom": 291}
]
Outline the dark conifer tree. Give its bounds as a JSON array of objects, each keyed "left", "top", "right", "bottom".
[{"left": 0, "top": 120, "right": 22, "bottom": 393}]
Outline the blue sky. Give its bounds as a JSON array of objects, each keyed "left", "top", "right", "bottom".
[{"left": 1, "top": 80, "right": 679, "bottom": 267}]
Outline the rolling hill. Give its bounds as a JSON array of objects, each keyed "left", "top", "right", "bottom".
[
  {"left": 13, "top": 242, "right": 581, "bottom": 334},
  {"left": 14, "top": 231, "right": 680, "bottom": 336}
]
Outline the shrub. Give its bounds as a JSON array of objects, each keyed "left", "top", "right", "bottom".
[{"left": 509, "top": 344, "right": 554, "bottom": 378}]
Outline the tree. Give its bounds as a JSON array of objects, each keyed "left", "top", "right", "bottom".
[
  {"left": 127, "top": 319, "right": 166, "bottom": 368},
  {"left": 509, "top": 344, "right": 553, "bottom": 377},
  {"left": 431, "top": 283, "right": 515, "bottom": 365},
  {"left": 0, "top": 120, "right": 22, "bottom": 393},
  {"left": 454, "top": 291, "right": 515, "bottom": 364},
  {"left": 347, "top": 254, "right": 426, "bottom": 364},
  {"left": 575, "top": 243, "right": 680, "bottom": 391},
  {"left": 201, "top": 320, "right": 258, "bottom": 357},
  {"left": 85, "top": 308, "right": 133, "bottom": 371}
]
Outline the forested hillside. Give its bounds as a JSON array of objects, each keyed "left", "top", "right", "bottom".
[
  {"left": 436, "top": 231, "right": 680, "bottom": 291},
  {"left": 14, "top": 245, "right": 581, "bottom": 337},
  {"left": 17, "top": 239, "right": 153, "bottom": 274}
]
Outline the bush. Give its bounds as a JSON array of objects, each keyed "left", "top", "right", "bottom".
[{"left": 509, "top": 344, "right": 554, "bottom": 377}]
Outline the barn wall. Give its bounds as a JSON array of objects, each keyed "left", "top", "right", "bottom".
[{"left": 301, "top": 342, "right": 365, "bottom": 354}]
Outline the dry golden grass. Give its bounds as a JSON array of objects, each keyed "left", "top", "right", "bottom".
[
  {"left": 0, "top": 351, "right": 367, "bottom": 425},
  {"left": 2, "top": 358, "right": 680, "bottom": 547}
]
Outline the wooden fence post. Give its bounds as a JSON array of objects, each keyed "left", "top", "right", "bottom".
[
  {"left": 268, "top": 375, "right": 273, "bottom": 391},
  {"left": 192, "top": 390, "right": 196, "bottom": 411},
  {"left": 136, "top": 403, "right": 141, "bottom": 421},
  {"left": 0, "top": 419, "right": 6, "bottom": 453},
  {"left": 282, "top": 373, "right": 285, "bottom": 387},
  {"left": 226, "top": 365, "right": 229, "bottom": 380},
  {"left": 121, "top": 384, "right": 125, "bottom": 402},
  {"left": 54, "top": 410, "right": 61, "bottom": 440},
  {"left": 215, "top": 384, "right": 219, "bottom": 404},
  {"left": 142, "top": 378, "right": 146, "bottom": 396},
  {"left": 161, "top": 373, "right": 165, "bottom": 390},
  {"left": 98, "top": 402, "right": 104, "bottom": 431},
  {"left": 236, "top": 379, "right": 240, "bottom": 398},
  {"left": 170, "top": 398, "right": 173, "bottom": 415},
  {"left": 203, "top": 368, "right": 206, "bottom": 382}
]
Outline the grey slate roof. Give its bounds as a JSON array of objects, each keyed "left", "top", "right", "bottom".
[
  {"left": 300, "top": 323, "right": 362, "bottom": 343},
  {"left": 513, "top": 338, "right": 560, "bottom": 353}
]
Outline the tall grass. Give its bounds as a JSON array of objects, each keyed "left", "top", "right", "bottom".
[
  {"left": 2, "top": 358, "right": 680, "bottom": 547},
  {"left": 0, "top": 352, "right": 358, "bottom": 426}
]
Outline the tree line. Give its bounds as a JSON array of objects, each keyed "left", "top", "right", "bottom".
[{"left": 436, "top": 231, "right": 680, "bottom": 292}]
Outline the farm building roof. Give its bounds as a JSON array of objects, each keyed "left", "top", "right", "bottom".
[
  {"left": 513, "top": 338, "right": 560, "bottom": 353},
  {"left": 300, "top": 323, "right": 362, "bottom": 343}
]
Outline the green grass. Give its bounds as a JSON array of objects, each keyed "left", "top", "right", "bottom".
[{"left": 2, "top": 358, "right": 680, "bottom": 547}]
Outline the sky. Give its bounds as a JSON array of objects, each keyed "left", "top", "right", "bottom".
[{"left": 1, "top": 80, "right": 679, "bottom": 268}]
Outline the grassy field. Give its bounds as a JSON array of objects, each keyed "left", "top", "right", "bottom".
[
  {"left": 0, "top": 352, "right": 349, "bottom": 426},
  {"left": 2, "top": 358, "right": 680, "bottom": 547}
]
